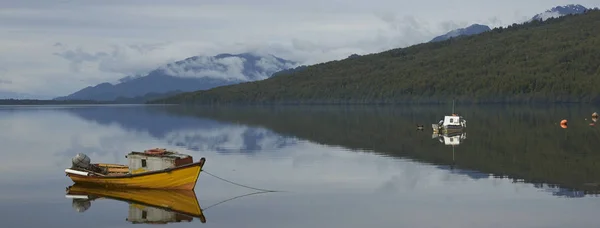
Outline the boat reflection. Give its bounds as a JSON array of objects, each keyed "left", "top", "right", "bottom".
[
  {"left": 432, "top": 131, "right": 467, "bottom": 146},
  {"left": 432, "top": 130, "right": 467, "bottom": 170},
  {"left": 65, "top": 184, "right": 206, "bottom": 224}
]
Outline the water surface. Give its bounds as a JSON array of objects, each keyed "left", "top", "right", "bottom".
[{"left": 1, "top": 104, "right": 599, "bottom": 228}]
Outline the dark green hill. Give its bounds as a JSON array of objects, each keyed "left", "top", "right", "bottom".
[{"left": 150, "top": 10, "right": 600, "bottom": 105}]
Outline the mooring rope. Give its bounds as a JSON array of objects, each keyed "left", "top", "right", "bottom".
[
  {"left": 201, "top": 191, "right": 272, "bottom": 211},
  {"left": 202, "top": 169, "right": 283, "bottom": 193}
]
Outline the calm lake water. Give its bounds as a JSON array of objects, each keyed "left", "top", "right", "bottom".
[{"left": 1, "top": 104, "right": 600, "bottom": 228}]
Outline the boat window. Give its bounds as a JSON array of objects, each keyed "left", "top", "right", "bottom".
[
  {"left": 141, "top": 159, "right": 147, "bottom": 167},
  {"left": 449, "top": 118, "right": 454, "bottom": 123},
  {"left": 142, "top": 210, "right": 147, "bottom": 219}
]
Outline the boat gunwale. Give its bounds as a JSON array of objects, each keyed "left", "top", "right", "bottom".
[
  {"left": 66, "top": 157, "right": 206, "bottom": 179},
  {"left": 65, "top": 188, "right": 206, "bottom": 221}
]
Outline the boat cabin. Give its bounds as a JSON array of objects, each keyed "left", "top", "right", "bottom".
[
  {"left": 441, "top": 135, "right": 461, "bottom": 146},
  {"left": 442, "top": 115, "right": 462, "bottom": 126},
  {"left": 127, "top": 203, "right": 192, "bottom": 224},
  {"left": 125, "top": 148, "right": 194, "bottom": 174}
]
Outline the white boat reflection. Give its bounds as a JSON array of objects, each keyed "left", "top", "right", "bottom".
[{"left": 432, "top": 131, "right": 467, "bottom": 146}]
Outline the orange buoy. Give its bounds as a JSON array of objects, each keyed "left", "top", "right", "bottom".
[{"left": 559, "top": 119, "right": 568, "bottom": 129}]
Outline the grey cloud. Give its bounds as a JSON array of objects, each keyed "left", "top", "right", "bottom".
[
  {"left": 0, "top": 68, "right": 10, "bottom": 84},
  {"left": 255, "top": 55, "right": 293, "bottom": 73},
  {"left": 161, "top": 56, "right": 248, "bottom": 81},
  {"left": 159, "top": 52, "right": 296, "bottom": 80},
  {"left": 53, "top": 48, "right": 109, "bottom": 72},
  {"left": 439, "top": 21, "right": 469, "bottom": 33},
  {"left": 127, "top": 43, "right": 169, "bottom": 54},
  {"left": 52, "top": 43, "right": 177, "bottom": 77}
]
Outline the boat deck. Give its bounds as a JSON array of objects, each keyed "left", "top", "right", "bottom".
[{"left": 95, "top": 163, "right": 130, "bottom": 176}]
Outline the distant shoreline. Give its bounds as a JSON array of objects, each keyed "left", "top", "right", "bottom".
[
  {"left": 145, "top": 100, "right": 600, "bottom": 106},
  {"left": 2, "top": 98, "right": 598, "bottom": 107},
  {"left": 2, "top": 99, "right": 598, "bottom": 106},
  {"left": 0, "top": 99, "right": 177, "bottom": 106}
]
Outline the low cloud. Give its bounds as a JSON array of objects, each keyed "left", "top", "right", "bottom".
[
  {"left": 52, "top": 43, "right": 179, "bottom": 77},
  {"left": 0, "top": 68, "right": 11, "bottom": 84},
  {"left": 160, "top": 55, "right": 248, "bottom": 81},
  {"left": 53, "top": 48, "right": 109, "bottom": 73},
  {"left": 160, "top": 53, "right": 298, "bottom": 81}
]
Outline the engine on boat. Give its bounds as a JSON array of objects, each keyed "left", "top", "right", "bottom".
[
  {"left": 71, "top": 153, "right": 107, "bottom": 174},
  {"left": 72, "top": 153, "right": 91, "bottom": 170}
]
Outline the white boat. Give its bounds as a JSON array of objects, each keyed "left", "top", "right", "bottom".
[
  {"left": 432, "top": 100, "right": 466, "bottom": 132},
  {"left": 432, "top": 114, "right": 467, "bottom": 132}
]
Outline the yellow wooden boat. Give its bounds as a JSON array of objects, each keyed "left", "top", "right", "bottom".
[
  {"left": 66, "top": 184, "right": 206, "bottom": 224},
  {"left": 65, "top": 148, "right": 206, "bottom": 190}
]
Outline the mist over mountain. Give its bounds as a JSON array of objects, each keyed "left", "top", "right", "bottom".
[
  {"left": 530, "top": 4, "right": 590, "bottom": 21},
  {"left": 430, "top": 24, "right": 491, "bottom": 43},
  {"left": 54, "top": 52, "right": 297, "bottom": 101},
  {"left": 429, "top": 4, "right": 591, "bottom": 43}
]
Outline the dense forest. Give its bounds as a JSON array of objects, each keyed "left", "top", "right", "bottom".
[
  {"left": 159, "top": 104, "right": 600, "bottom": 194},
  {"left": 151, "top": 10, "right": 600, "bottom": 105}
]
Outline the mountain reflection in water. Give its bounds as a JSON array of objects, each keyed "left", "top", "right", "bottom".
[
  {"left": 51, "top": 104, "right": 600, "bottom": 197},
  {"left": 149, "top": 105, "right": 600, "bottom": 196}
]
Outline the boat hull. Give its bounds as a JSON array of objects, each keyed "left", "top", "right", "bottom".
[{"left": 65, "top": 158, "right": 205, "bottom": 190}]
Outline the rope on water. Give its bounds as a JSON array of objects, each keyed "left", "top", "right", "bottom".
[
  {"left": 202, "top": 169, "right": 283, "bottom": 193},
  {"left": 201, "top": 191, "right": 272, "bottom": 211}
]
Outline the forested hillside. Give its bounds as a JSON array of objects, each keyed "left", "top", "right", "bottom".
[{"left": 151, "top": 10, "right": 600, "bottom": 105}]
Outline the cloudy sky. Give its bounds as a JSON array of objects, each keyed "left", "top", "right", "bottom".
[{"left": 0, "top": 0, "right": 598, "bottom": 98}]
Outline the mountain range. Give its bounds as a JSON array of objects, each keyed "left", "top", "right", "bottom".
[
  {"left": 530, "top": 4, "right": 590, "bottom": 21},
  {"left": 7, "top": 4, "right": 593, "bottom": 102},
  {"left": 429, "top": 4, "right": 590, "bottom": 43},
  {"left": 54, "top": 53, "right": 297, "bottom": 101}
]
